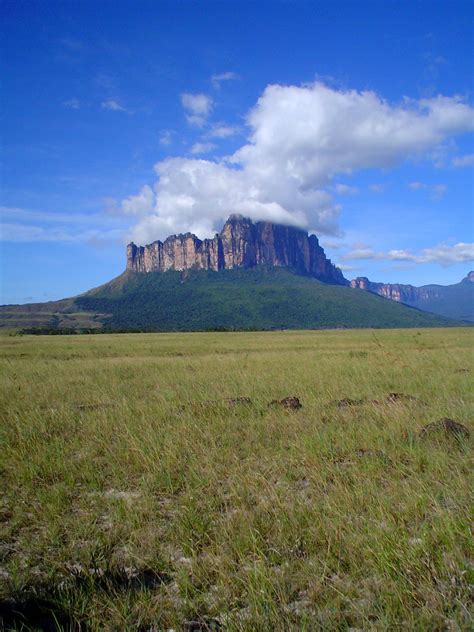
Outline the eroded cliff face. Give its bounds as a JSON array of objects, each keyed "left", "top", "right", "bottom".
[
  {"left": 350, "top": 276, "right": 467, "bottom": 303},
  {"left": 350, "top": 271, "right": 474, "bottom": 321},
  {"left": 127, "top": 215, "right": 348, "bottom": 285},
  {"left": 350, "top": 277, "right": 424, "bottom": 302}
]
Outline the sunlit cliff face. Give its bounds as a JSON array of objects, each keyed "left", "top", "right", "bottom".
[{"left": 126, "top": 215, "right": 348, "bottom": 285}]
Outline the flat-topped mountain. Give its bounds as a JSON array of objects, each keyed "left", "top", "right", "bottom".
[
  {"left": 0, "top": 216, "right": 468, "bottom": 332},
  {"left": 127, "top": 215, "right": 348, "bottom": 285},
  {"left": 351, "top": 272, "right": 474, "bottom": 322}
]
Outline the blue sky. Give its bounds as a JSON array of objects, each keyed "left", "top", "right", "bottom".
[{"left": 1, "top": 0, "right": 473, "bottom": 304}]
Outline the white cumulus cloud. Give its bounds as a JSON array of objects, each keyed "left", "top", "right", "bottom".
[
  {"left": 123, "top": 81, "right": 474, "bottom": 245},
  {"left": 121, "top": 185, "right": 155, "bottom": 215}
]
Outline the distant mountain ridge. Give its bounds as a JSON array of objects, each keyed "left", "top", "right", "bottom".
[
  {"left": 127, "top": 214, "right": 348, "bottom": 285},
  {"left": 351, "top": 272, "right": 474, "bottom": 322}
]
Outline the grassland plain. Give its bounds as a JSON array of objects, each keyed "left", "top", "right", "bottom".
[{"left": 0, "top": 328, "right": 472, "bottom": 631}]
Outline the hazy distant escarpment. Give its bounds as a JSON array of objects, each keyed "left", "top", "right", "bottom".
[
  {"left": 351, "top": 272, "right": 474, "bottom": 322},
  {"left": 127, "top": 215, "right": 348, "bottom": 285}
]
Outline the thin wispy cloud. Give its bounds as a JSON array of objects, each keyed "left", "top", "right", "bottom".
[
  {"left": 0, "top": 206, "right": 130, "bottom": 243},
  {"left": 408, "top": 181, "right": 447, "bottom": 199},
  {"left": 320, "top": 239, "right": 345, "bottom": 250},
  {"left": 408, "top": 182, "right": 425, "bottom": 190},
  {"left": 452, "top": 153, "right": 474, "bottom": 168},
  {"left": 59, "top": 37, "right": 88, "bottom": 52},
  {"left": 0, "top": 223, "right": 124, "bottom": 243},
  {"left": 419, "top": 52, "right": 448, "bottom": 97},
  {"left": 180, "top": 93, "right": 213, "bottom": 127},
  {"left": 95, "top": 73, "right": 117, "bottom": 90},
  {"left": 208, "top": 124, "right": 241, "bottom": 138},
  {"left": 191, "top": 142, "right": 217, "bottom": 155},
  {"left": 0, "top": 206, "right": 117, "bottom": 225},
  {"left": 159, "top": 130, "right": 174, "bottom": 146},
  {"left": 63, "top": 98, "right": 81, "bottom": 110},
  {"left": 334, "top": 184, "right": 358, "bottom": 196},
  {"left": 342, "top": 242, "right": 474, "bottom": 266},
  {"left": 211, "top": 71, "right": 239, "bottom": 89},
  {"left": 341, "top": 245, "right": 375, "bottom": 260},
  {"left": 369, "top": 183, "right": 386, "bottom": 193},
  {"left": 101, "top": 99, "right": 128, "bottom": 112},
  {"left": 432, "top": 184, "right": 448, "bottom": 199},
  {"left": 337, "top": 264, "right": 358, "bottom": 272}
]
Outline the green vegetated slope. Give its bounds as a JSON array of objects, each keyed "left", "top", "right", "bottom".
[
  {"left": 0, "top": 328, "right": 472, "bottom": 630},
  {"left": 408, "top": 277, "right": 474, "bottom": 322},
  {"left": 76, "top": 267, "right": 456, "bottom": 330},
  {"left": 0, "top": 295, "right": 106, "bottom": 331}
]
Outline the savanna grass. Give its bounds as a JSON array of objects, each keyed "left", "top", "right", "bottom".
[{"left": 0, "top": 328, "right": 472, "bottom": 630}]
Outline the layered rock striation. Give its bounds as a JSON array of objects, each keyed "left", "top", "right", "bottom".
[{"left": 127, "top": 215, "right": 348, "bottom": 285}]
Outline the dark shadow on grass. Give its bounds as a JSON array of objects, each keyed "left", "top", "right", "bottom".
[
  {"left": 1, "top": 567, "right": 171, "bottom": 630},
  {"left": 0, "top": 597, "right": 85, "bottom": 632}
]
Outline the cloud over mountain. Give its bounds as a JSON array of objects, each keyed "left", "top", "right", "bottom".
[{"left": 124, "top": 82, "right": 474, "bottom": 245}]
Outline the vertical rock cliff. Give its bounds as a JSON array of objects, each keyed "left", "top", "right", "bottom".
[
  {"left": 351, "top": 277, "right": 436, "bottom": 302},
  {"left": 127, "top": 215, "right": 347, "bottom": 285},
  {"left": 350, "top": 271, "right": 474, "bottom": 306}
]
